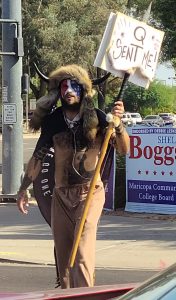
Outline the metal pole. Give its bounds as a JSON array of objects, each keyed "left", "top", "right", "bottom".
[
  {"left": 22, "top": 73, "right": 29, "bottom": 132},
  {"left": 25, "top": 93, "right": 29, "bottom": 132},
  {"left": 1, "top": 0, "right": 23, "bottom": 199}
]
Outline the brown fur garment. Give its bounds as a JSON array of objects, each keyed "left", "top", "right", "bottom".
[{"left": 30, "top": 64, "right": 99, "bottom": 141}]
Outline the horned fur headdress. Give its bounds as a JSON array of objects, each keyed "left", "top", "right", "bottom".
[{"left": 30, "top": 64, "right": 110, "bottom": 141}]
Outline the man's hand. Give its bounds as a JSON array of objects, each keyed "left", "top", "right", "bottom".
[
  {"left": 17, "top": 190, "right": 29, "bottom": 214},
  {"left": 111, "top": 101, "right": 124, "bottom": 118}
]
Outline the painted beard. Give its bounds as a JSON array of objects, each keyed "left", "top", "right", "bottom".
[{"left": 61, "top": 98, "right": 82, "bottom": 111}]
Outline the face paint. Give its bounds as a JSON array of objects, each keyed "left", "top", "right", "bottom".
[{"left": 60, "top": 79, "right": 82, "bottom": 98}]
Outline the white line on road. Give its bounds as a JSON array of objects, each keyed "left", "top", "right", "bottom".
[
  {"left": 96, "top": 240, "right": 137, "bottom": 252},
  {"left": 1, "top": 232, "right": 52, "bottom": 236}
]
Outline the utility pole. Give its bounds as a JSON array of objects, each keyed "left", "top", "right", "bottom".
[
  {"left": 1, "top": 0, "right": 24, "bottom": 201},
  {"left": 22, "top": 73, "right": 30, "bottom": 132}
]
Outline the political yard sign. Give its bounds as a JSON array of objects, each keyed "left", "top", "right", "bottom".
[
  {"left": 126, "top": 127, "right": 176, "bottom": 214},
  {"left": 94, "top": 12, "right": 164, "bottom": 88}
]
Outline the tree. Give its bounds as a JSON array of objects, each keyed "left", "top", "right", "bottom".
[
  {"left": 152, "top": 0, "right": 176, "bottom": 64},
  {"left": 127, "top": 0, "right": 176, "bottom": 67},
  {"left": 122, "top": 81, "right": 176, "bottom": 116},
  {"left": 21, "top": 0, "right": 176, "bottom": 110},
  {"left": 21, "top": 0, "right": 127, "bottom": 100}
]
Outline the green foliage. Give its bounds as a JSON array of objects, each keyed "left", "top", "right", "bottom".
[
  {"left": 22, "top": 0, "right": 127, "bottom": 76},
  {"left": 151, "top": 0, "right": 176, "bottom": 62},
  {"left": 103, "top": 77, "right": 123, "bottom": 112},
  {"left": 122, "top": 81, "right": 176, "bottom": 116},
  {"left": 96, "top": 77, "right": 176, "bottom": 117},
  {"left": 171, "top": 58, "right": 176, "bottom": 71},
  {"left": 21, "top": 0, "right": 176, "bottom": 102},
  {"left": 127, "top": 0, "right": 176, "bottom": 64},
  {"left": 21, "top": 0, "right": 130, "bottom": 98}
]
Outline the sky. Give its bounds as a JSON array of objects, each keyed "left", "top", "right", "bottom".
[{"left": 155, "top": 62, "right": 176, "bottom": 86}]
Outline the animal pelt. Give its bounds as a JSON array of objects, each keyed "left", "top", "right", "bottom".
[
  {"left": 49, "top": 64, "right": 94, "bottom": 97},
  {"left": 29, "top": 89, "right": 59, "bottom": 131},
  {"left": 29, "top": 64, "right": 99, "bottom": 141},
  {"left": 80, "top": 95, "right": 99, "bottom": 141}
]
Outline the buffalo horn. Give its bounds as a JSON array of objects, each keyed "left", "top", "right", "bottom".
[
  {"left": 33, "top": 63, "right": 49, "bottom": 83},
  {"left": 34, "top": 63, "right": 111, "bottom": 86},
  {"left": 92, "top": 72, "right": 111, "bottom": 85}
]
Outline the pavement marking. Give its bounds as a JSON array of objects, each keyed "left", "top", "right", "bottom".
[
  {"left": 96, "top": 245, "right": 117, "bottom": 252},
  {"left": 97, "top": 230, "right": 139, "bottom": 236},
  {"left": 1, "top": 232, "right": 52, "bottom": 236},
  {"left": 96, "top": 240, "right": 138, "bottom": 252}
]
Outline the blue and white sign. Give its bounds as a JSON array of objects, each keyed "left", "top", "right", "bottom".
[{"left": 126, "top": 127, "right": 176, "bottom": 214}]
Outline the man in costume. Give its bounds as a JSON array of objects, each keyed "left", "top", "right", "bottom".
[{"left": 17, "top": 64, "right": 129, "bottom": 289}]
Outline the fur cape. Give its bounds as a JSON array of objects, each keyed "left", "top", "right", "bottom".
[{"left": 29, "top": 64, "right": 99, "bottom": 141}]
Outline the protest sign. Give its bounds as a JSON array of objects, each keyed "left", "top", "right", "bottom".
[{"left": 94, "top": 12, "right": 164, "bottom": 88}]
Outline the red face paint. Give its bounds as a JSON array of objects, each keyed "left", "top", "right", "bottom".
[{"left": 60, "top": 79, "right": 82, "bottom": 98}]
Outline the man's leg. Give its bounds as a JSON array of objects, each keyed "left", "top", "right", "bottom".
[
  {"left": 70, "top": 182, "right": 105, "bottom": 288},
  {"left": 51, "top": 188, "right": 74, "bottom": 289}
]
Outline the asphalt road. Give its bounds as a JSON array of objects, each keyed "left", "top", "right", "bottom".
[
  {"left": 23, "top": 135, "right": 39, "bottom": 162},
  {"left": 0, "top": 134, "right": 39, "bottom": 193},
  {"left": 1, "top": 204, "right": 176, "bottom": 293},
  {"left": 0, "top": 133, "right": 176, "bottom": 293},
  {"left": 0, "top": 133, "right": 39, "bottom": 165},
  {"left": 0, "top": 202, "right": 158, "bottom": 293},
  {"left": 0, "top": 263, "right": 156, "bottom": 293}
]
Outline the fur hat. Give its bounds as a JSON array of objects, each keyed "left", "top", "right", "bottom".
[
  {"left": 49, "top": 64, "right": 93, "bottom": 96},
  {"left": 29, "top": 64, "right": 99, "bottom": 141}
]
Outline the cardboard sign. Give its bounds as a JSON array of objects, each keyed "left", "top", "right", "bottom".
[{"left": 94, "top": 12, "right": 165, "bottom": 88}]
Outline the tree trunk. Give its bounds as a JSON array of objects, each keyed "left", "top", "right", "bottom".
[
  {"left": 97, "top": 67, "right": 107, "bottom": 111},
  {"left": 30, "top": 80, "right": 47, "bottom": 100}
]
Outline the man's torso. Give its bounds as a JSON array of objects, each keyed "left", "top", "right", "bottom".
[{"left": 34, "top": 108, "right": 107, "bottom": 187}]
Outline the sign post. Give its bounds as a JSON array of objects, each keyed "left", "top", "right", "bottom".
[{"left": 1, "top": 0, "right": 24, "bottom": 200}]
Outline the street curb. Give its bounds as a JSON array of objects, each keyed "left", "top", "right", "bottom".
[
  {"left": 1, "top": 203, "right": 176, "bottom": 220},
  {"left": 0, "top": 198, "right": 38, "bottom": 205},
  {"left": 0, "top": 257, "right": 54, "bottom": 266},
  {"left": 0, "top": 132, "right": 40, "bottom": 140},
  {"left": 0, "top": 258, "right": 160, "bottom": 273},
  {"left": 103, "top": 210, "right": 176, "bottom": 221}
]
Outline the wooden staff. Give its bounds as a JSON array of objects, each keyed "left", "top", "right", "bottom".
[{"left": 68, "top": 72, "right": 130, "bottom": 268}]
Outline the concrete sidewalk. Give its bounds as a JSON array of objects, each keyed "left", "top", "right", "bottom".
[
  {"left": 0, "top": 131, "right": 40, "bottom": 139},
  {"left": 1, "top": 203, "right": 176, "bottom": 272}
]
